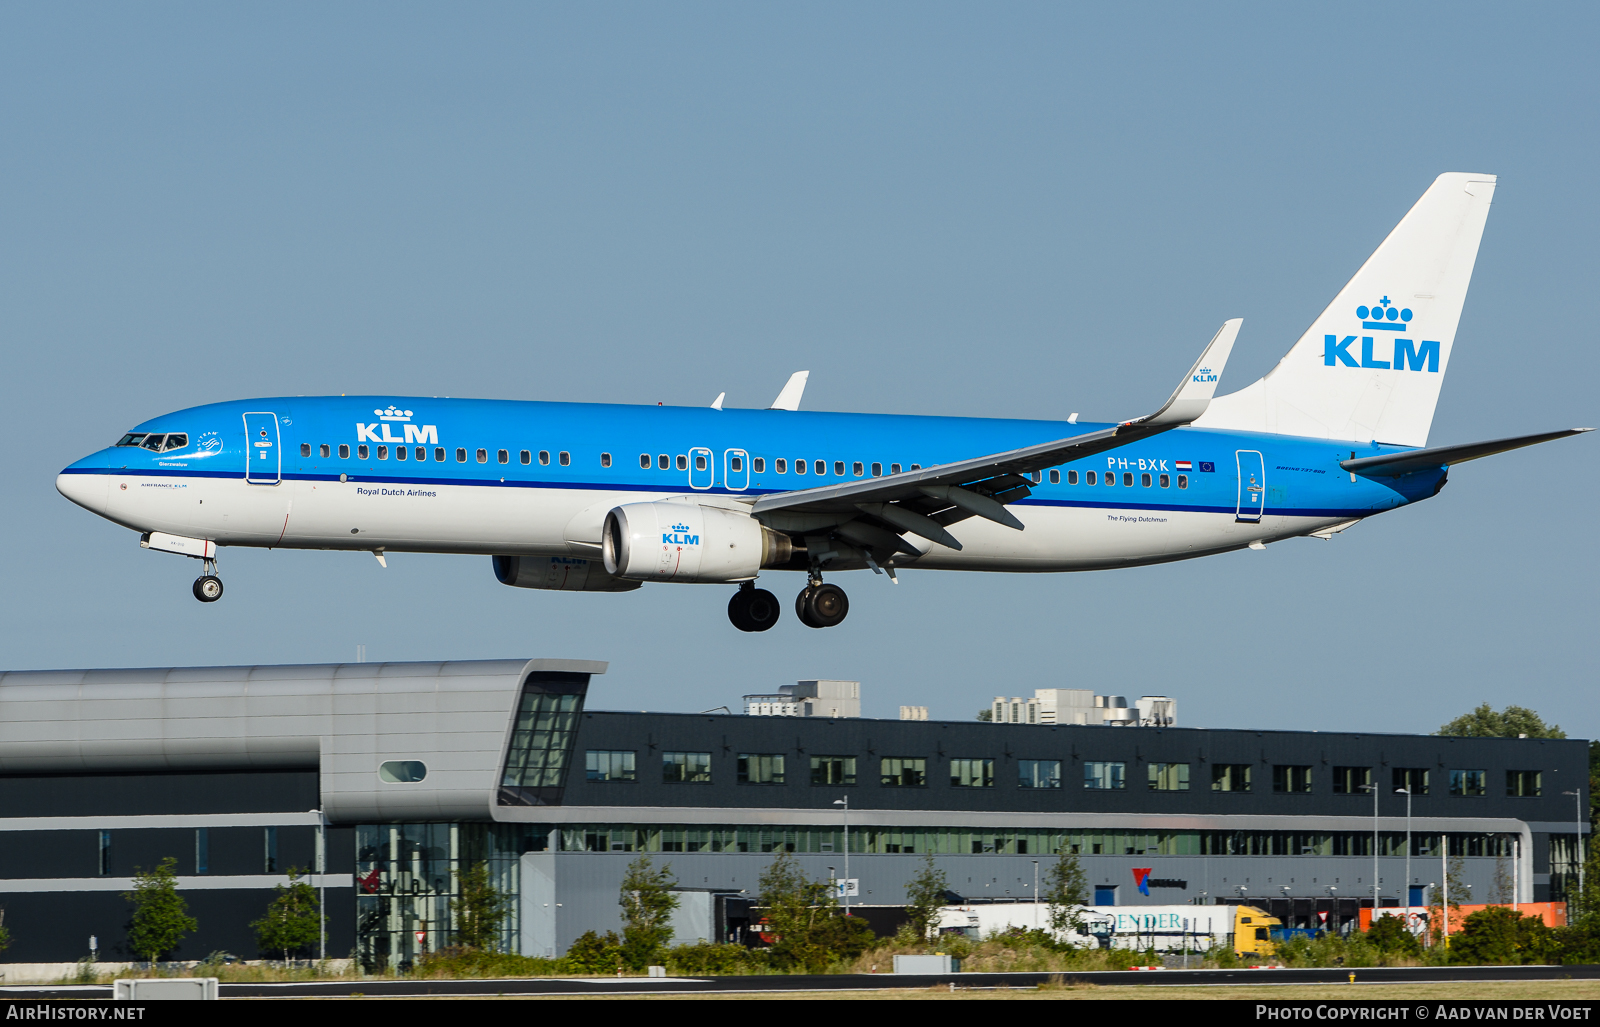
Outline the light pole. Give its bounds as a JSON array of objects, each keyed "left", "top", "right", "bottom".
[
  {"left": 1564, "top": 789, "right": 1585, "bottom": 916},
  {"left": 1361, "top": 782, "right": 1379, "bottom": 915},
  {"left": 1032, "top": 860, "right": 1040, "bottom": 930},
  {"left": 833, "top": 797, "right": 850, "bottom": 916},
  {"left": 1396, "top": 787, "right": 1411, "bottom": 909}
]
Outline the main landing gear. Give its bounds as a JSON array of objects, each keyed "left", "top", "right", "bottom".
[
  {"left": 192, "top": 558, "right": 223, "bottom": 603},
  {"left": 728, "top": 582, "right": 781, "bottom": 632},
  {"left": 796, "top": 581, "right": 848, "bottom": 628},
  {"left": 727, "top": 577, "right": 851, "bottom": 630}
]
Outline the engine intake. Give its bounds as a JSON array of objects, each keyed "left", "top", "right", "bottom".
[{"left": 602, "top": 502, "right": 792, "bottom": 583}]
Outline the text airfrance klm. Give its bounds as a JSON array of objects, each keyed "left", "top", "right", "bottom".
[
  {"left": 1323, "top": 335, "right": 1440, "bottom": 372},
  {"left": 355, "top": 423, "right": 439, "bottom": 444}
]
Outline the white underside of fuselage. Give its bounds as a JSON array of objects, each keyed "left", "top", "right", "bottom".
[{"left": 69, "top": 472, "right": 1360, "bottom": 575}]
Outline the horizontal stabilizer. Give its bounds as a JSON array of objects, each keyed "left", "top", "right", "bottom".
[{"left": 1341, "top": 428, "right": 1593, "bottom": 477}]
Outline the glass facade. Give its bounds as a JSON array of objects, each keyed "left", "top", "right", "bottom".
[
  {"left": 1211, "top": 764, "right": 1251, "bottom": 792},
  {"left": 1148, "top": 763, "right": 1189, "bottom": 791},
  {"left": 811, "top": 755, "right": 856, "bottom": 786},
  {"left": 737, "top": 754, "right": 785, "bottom": 785},
  {"left": 1017, "top": 759, "right": 1061, "bottom": 789},
  {"left": 586, "top": 750, "right": 636, "bottom": 783},
  {"left": 664, "top": 752, "right": 713, "bottom": 783},
  {"left": 1084, "top": 762, "right": 1125, "bottom": 790},
  {"left": 949, "top": 759, "right": 994, "bottom": 788},
  {"left": 498, "top": 673, "right": 588, "bottom": 806}
]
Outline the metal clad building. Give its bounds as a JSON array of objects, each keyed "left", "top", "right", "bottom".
[{"left": 0, "top": 659, "right": 1586, "bottom": 967}]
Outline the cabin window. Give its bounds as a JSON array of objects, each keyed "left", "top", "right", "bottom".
[
  {"left": 834, "top": 461, "right": 845, "bottom": 476},
  {"left": 319, "top": 442, "right": 331, "bottom": 458},
  {"left": 377, "top": 446, "right": 388, "bottom": 460},
  {"left": 793, "top": 459, "right": 805, "bottom": 475},
  {"left": 891, "top": 463, "right": 901, "bottom": 474},
  {"left": 1141, "top": 472, "right": 1151, "bottom": 487},
  {"left": 559, "top": 451, "right": 570, "bottom": 466},
  {"left": 1049, "top": 469, "right": 1059, "bottom": 484},
  {"left": 694, "top": 454, "right": 706, "bottom": 471},
  {"left": 435, "top": 448, "right": 445, "bottom": 462},
  {"left": 601, "top": 453, "right": 612, "bottom": 468},
  {"left": 300, "top": 443, "right": 311, "bottom": 457},
  {"left": 476, "top": 449, "right": 487, "bottom": 463},
  {"left": 1067, "top": 470, "right": 1078, "bottom": 484},
  {"left": 540, "top": 451, "right": 551, "bottom": 466},
  {"left": 640, "top": 454, "right": 651, "bottom": 469},
  {"left": 358, "top": 445, "right": 369, "bottom": 460},
  {"left": 1178, "top": 474, "right": 1188, "bottom": 489},
  {"left": 676, "top": 455, "right": 687, "bottom": 471},
  {"left": 1030, "top": 471, "right": 1042, "bottom": 483},
  {"left": 415, "top": 447, "right": 426, "bottom": 461},
  {"left": 339, "top": 444, "right": 350, "bottom": 459},
  {"left": 520, "top": 450, "right": 530, "bottom": 465},
  {"left": 871, "top": 462, "right": 882, "bottom": 477},
  {"left": 497, "top": 450, "right": 509, "bottom": 464},
  {"left": 658, "top": 454, "right": 669, "bottom": 469},
  {"left": 1160, "top": 473, "right": 1170, "bottom": 488},
  {"left": 729, "top": 456, "right": 742, "bottom": 472},
  {"left": 814, "top": 460, "right": 825, "bottom": 475},
  {"left": 910, "top": 463, "right": 921, "bottom": 471},
  {"left": 456, "top": 448, "right": 466, "bottom": 462},
  {"left": 776, "top": 458, "right": 787, "bottom": 473},
  {"left": 395, "top": 445, "right": 407, "bottom": 461},
  {"left": 1086, "top": 470, "right": 1096, "bottom": 485},
  {"left": 753, "top": 457, "right": 765, "bottom": 473},
  {"left": 1122, "top": 472, "right": 1133, "bottom": 486},
  {"left": 853, "top": 462, "right": 864, "bottom": 476}
]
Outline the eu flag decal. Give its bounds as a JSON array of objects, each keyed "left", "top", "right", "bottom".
[
  {"left": 1132, "top": 867, "right": 1152, "bottom": 896},
  {"left": 1198, "top": 461, "right": 1216, "bottom": 473}
]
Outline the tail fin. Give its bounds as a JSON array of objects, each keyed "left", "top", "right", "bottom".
[{"left": 1194, "top": 173, "right": 1496, "bottom": 447}]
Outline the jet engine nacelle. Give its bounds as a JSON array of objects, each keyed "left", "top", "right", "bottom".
[
  {"left": 603, "top": 502, "right": 793, "bottom": 583},
  {"left": 492, "top": 555, "right": 642, "bottom": 592}
]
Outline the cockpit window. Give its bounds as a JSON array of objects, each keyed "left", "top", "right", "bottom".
[
  {"left": 116, "top": 433, "right": 148, "bottom": 447},
  {"left": 162, "top": 434, "right": 188, "bottom": 451},
  {"left": 139, "top": 434, "right": 166, "bottom": 452}
]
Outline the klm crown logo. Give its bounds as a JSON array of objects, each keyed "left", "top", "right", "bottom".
[
  {"left": 1356, "top": 296, "right": 1413, "bottom": 331},
  {"left": 375, "top": 406, "right": 413, "bottom": 422},
  {"left": 671, "top": 523, "right": 691, "bottom": 533}
]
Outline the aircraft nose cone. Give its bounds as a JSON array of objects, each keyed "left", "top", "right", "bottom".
[{"left": 56, "top": 470, "right": 109, "bottom": 515}]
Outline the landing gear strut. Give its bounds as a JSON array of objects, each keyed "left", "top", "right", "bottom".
[
  {"left": 192, "top": 558, "right": 223, "bottom": 603},
  {"left": 796, "top": 578, "right": 849, "bottom": 629},
  {"left": 728, "top": 582, "right": 780, "bottom": 632}
]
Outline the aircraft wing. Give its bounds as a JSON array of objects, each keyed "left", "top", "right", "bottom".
[
  {"left": 1339, "top": 427, "right": 1593, "bottom": 478},
  {"left": 750, "top": 319, "right": 1241, "bottom": 553}
]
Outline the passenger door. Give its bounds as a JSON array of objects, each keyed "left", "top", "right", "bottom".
[
  {"left": 1235, "top": 450, "right": 1265, "bottom": 522},
  {"left": 243, "top": 412, "right": 281, "bottom": 485},
  {"left": 688, "top": 446, "right": 714, "bottom": 490}
]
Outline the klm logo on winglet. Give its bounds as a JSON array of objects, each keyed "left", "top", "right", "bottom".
[
  {"left": 1323, "top": 296, "right": 1439, "bottom": 372},
  {"left": 664, "top": 522, "right": 700, "bottom": 546},
  {"left": 355, "top": 404, "right": 440, "bottom": 444}
]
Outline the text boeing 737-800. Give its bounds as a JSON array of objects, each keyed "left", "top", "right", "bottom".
[{"left": 56, "top": 173, "right": 1591, "bottom": 630}]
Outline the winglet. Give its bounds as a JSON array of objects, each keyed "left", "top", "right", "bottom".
[
  {"left": 1131, "top": 319, "right": 1241, "bottom": 427},
  {"left": 769, "top": 371, "right": 809, "bottom": 411}
]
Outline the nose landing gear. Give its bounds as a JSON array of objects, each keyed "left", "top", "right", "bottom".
[
  {"left": 728, "top": 582, "right": 780, "bottom": 632},
  {"left": 192, "top": 558, "right": 223, "bottom": 603}
]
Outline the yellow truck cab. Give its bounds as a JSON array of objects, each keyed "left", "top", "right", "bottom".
[{"left": 1233, "top": 905, "right": 1282, "bottom": 961}]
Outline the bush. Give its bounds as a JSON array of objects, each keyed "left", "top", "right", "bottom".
[
  {"left": 1450, "top": 907, "right": 1552, "bottom": 965},
  {"left": 664, "top": 942, "right": 773, "bottom": 976},
  {"left": 559, "top": 930, "right": 626, "bottom": 974},
  {"left": 1366, "top": 914, "right": 1422, "bottom": 959},
  {"left": 412, "top": 947, "right": 561, "bottom": 978}
]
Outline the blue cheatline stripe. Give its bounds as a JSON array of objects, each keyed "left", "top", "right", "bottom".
[{"left": 71, "top": 467, "right": 1373, "bottom": 520}]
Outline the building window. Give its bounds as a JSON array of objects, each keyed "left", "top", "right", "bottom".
[
  {"left": 1084, "top": 762, "right": 1126, "bottom": 790},
  {"left": 1332, "top": 766, "right": 1371, "bottom": 794},
  {"left": 98, "top": 830, "right": 111, "bottom": 876},
  {"left": 264, "top": 826, "right": 278, "bottom": 874},
  {"left": 1450, "top": 769, "right": 1487, "bottom": 797},
  {"left": 880, "top": 757, "right": 926, "bottom": 787},
  {"left": 811, "top": 755, "right": 856, "bottom": 786},
  {"left": 195, "top": 828, "right": 208, "bottom": 875},
  {"left": 379, "top": 760, "right": 427, "bottom": 783},
  {"left": 1393, "top": 768, "right": 1430, "bottom": 795},
  {"left": 738, "top": 754, "right": 786, "bottom": 785},
  {"left": 1212, "top": 764, "right": 1252, "bottom": 792},
  {"left": 1273, "top": 765, "right": 1313, "bottom": 793},
  {"left": 1507, "top": 770, "right": 1542, "bottom": 797},
  {"left": 950, "top": 758, "right": 994, "bottom": 788},
  {"left": 586, "top": 750, "right": 636, "bottom": 782},
  {"left": 1017, "top": 759, "right": 1061, "bottom": 789},
  {"left": 499, "top": 674, "right": 587, "bottom": 806},
  {"left": 1148, "top": 762, "right": 1190, "bottom": 791},
  {"left": 664, "top": 752, "right": 712, "bottom": 784}
]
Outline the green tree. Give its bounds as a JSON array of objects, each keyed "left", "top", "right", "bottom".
[
  {"left": 1436, "top": 703, "right": 1565, "bottom": 739},
  {"left": 902, "top": 852, "right": 949, "bottom": 940},
  {"left": 560, "top": 930, "right": 624, "bottom": 974},
  {"left": 1450, "top": 906, "right": 1553, "bottom": 965},
  {"left": 0, "top": 908, "right": 11, "bottom": 957},
  {"left": 1043, "top": 845, "right": 1088, "bottom": 937},
  {"left": 451, "top": 861, "right": 510, "bottom": 951},
  {"left": 1364, "top": 913, "right": 1421, "bottom": 958},
  {"left": 619, "top": 855, "right": 679, "bottom": 969},
  {"left": 757, "top": 851, "right": 873, "bottom": 972},
  {"left": 123, "top": 857, "right": 197, "bottom": 964},
  {"left": 251, "top": 867, "right": 321, "bottom": 963},
  {"left": 975, "top": 709, "right": 993, "bottom": 722}
]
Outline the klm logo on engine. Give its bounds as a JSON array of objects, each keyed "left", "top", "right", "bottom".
[
  {"left": 663, "top": 522, "right": 700, "bottom": 546},
  {"left": 355, "top": 405, "right": 440, "bottom": 445},
  {"left": 1323, "top": 296, "right": 1439, "bottom": 372}
]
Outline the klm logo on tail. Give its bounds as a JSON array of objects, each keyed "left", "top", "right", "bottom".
[{"left": 1324, "top": 296, "right": 1439, "bottom": 372}]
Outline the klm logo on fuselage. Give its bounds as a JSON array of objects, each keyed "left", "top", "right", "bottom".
[
  {"left": 1323, "top": 296, "right": 1439, "bottom": 372},
  {"left": 664, "top": 522, "right": 700, "bottom": 546},
  {"left": 355, "top": 405, "right": 439, "bottom": 445}
]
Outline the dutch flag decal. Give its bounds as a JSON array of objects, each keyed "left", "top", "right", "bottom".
[{"left": 1175, "top": 461, "right": 1192, "bottom": 471}]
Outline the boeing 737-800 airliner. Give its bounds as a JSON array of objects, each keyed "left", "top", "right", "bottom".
[{"left": 56, "top": 173, "right": 1590, "bottom": 631}]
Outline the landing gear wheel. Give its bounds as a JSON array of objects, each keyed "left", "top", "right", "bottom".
[
  {"left": 193, "top": 575, "right": 223, "bottom": 603},
  {"left": 796, "top": 582, "right": 848, "bottom": 628},
  {"left": 728, "top": 586, "right": 781, "bottom": 632}
]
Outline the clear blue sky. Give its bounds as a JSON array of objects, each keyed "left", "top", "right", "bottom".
[{"left": 2, "top": 3, "right": 1595, "bottom": 737}]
